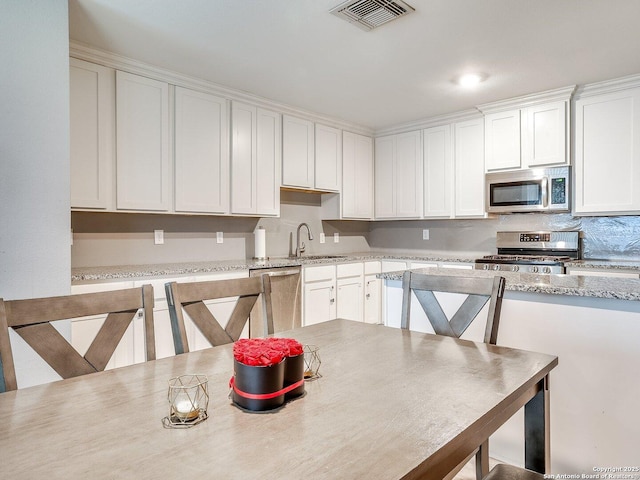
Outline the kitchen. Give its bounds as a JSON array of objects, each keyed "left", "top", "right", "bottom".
[{"left": 3, "top": 0, "right": 640, "bottom": 478}]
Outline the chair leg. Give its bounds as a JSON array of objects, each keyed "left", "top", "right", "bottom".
[{"left": 475, "top": 440, "right": 489, "bottom": 480}]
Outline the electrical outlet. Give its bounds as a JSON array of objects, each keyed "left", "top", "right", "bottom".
[
  {"left": 216, "top": 231, "right": 223, "bottom": 244},
  {"left": 422, "top": 229, "right": 430, "bottom": 240},
  {"left": 154, "top": 229, "right": 164, "bottom": 245},
  {"left": 319, "top": 233, "right": 326, "bottom": 244},
  {"left": 334, "top": 232, "right": 339, "bottom": 243}
]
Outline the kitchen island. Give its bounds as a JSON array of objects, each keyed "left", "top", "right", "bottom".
[{"left": 381, "top": 266, "right": 640, "bottom": 476}]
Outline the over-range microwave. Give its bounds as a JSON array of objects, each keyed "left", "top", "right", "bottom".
[{"left": 485, "top": 166, "right": 570, "bottom": 214}]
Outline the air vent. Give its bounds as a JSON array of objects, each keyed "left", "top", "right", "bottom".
[{"left": 330, "top": 0, "right": 415, "bottom": 31}]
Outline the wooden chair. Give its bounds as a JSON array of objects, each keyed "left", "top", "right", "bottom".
[
  {"left": 400, "top": 271, "right": 506, "bottom": 480},
  {"left": 165, "top": 275, "right": 273, "bottom": 355},
  {"left": 0, "top": 285, "right": 155, "bottom": 393}
]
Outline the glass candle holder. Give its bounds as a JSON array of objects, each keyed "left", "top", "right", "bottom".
[
  {"left": 163, "top": 374, "right": 209, "bottom": 428},
  {"left": 303, "top": 344, "right": 321, "bottom": 380}
]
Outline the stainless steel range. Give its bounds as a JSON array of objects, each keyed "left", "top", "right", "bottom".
[{"left": 475, "top": 231, "right": 580, "bottom": 274}]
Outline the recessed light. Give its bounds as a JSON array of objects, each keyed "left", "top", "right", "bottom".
[{"left": 457, "top": 73, "right": 487, "bottom": 88}]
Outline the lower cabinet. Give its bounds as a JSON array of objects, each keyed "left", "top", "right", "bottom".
[
  {"left": 303, "top": 262, "right": 381, "bottom": 326},
  {"left": 70, "top": 271, "right": 249, "bottom": 367}
]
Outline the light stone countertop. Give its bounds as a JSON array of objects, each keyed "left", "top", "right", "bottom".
[
  {"left": 564, "top": 259, "right": 640, "bottom": 270},
  {"left": 379, "top": 266, "right": 640, "bottom": 302}
]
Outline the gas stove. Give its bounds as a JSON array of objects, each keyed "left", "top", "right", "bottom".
[{"left": 475, "top": 231, "right": 580, "bottom": 274}]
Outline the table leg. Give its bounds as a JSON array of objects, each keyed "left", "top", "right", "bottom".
[{"left": 524, "top": 375, "right": 550, "bottom": 473}]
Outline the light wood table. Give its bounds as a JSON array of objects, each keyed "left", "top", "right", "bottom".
[{"left": 0, "top": 320, "right": 557, "bottom": 479}]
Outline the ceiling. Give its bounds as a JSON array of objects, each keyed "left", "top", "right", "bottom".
[{"left": 68, "top": 0, "right": 640, "bottom": 132}]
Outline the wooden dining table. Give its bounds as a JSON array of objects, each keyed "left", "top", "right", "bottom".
[{"left": 0, "top": 319, "right": 557, "bottom": 479}]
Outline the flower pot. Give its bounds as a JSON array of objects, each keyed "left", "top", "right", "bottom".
[
  {"left": 283, "top": 353, "right": 305, "bottom": 399},
  {"left": 232, "top": 359, "right": 285, "bottom": 412}
]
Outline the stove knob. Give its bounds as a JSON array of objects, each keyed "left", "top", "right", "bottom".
[
  {"left": 542, "top": 266, "right": 551, "bottom": 274},
  {"left": 493, "top": 264, "right": 501, "bottom": 271},
  {"left": 531, "top": 266, "right": 539, "bottom": 273},
  {"left": 483, "top": 264, "right": 490, "bottom": 270},
  {"left": 511, "top": 265, "right": 519, "bottom": 272}
]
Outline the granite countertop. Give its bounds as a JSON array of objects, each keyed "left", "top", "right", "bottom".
[
  {"left": 565, "top": 259, "right": 640, "bottom": 271},
  {"left": 379, "top": 266, "right": 640, "bottom": 302},
  {"left": 71, "top": 251, "right": 479, "bottom": 282}
]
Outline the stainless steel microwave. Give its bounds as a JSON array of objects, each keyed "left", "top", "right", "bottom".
[{"left": 485, "top": 166, "right": 570, "bottom": 214}]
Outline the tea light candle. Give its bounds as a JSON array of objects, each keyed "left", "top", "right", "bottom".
[{"left": 173, "top": 398, "right": 199, "bottom": 420}]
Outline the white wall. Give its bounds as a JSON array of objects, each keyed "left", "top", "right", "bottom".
[{"left": 0, "top": 0, "right": 71, "bottom": 387}]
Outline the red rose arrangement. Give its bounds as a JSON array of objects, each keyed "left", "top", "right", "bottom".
[{"left": 233, "top": 337, "right": 303, "bottom": 367}]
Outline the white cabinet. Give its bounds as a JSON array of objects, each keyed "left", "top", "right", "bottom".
[
  {"left": 454, "top": 118, "right": 485, "bottom": 217},
  {"left": 480, "top": 88, "right": 573, "bottom": 172},
  {"left": 315, "top": 124, "right": 342, "bottom": 192},
  {"left": 115, "top": 71, "right": 170, "bottom": 211},
  {"left": 69, "top": 58, "right": 115, "bottom": 210},
  {"left": 282, "top": 115, "right": 315, "bottom": 189},
  {"left": 364, "top": 261, "right": 382, "bottom": 324},
  {"left": 374, "top": 131, "right": 423, "bottom": 219},
  {"left": 574, "top": 84, "right": 640, "bottom": 215},
  {"left": 484, "top": 110, "right": 521, "bottom": 171},
  {"left": 303, "top": 265, "right": 336, "bottom": 326},
  {"left": 423, "top": 124, "right": 453, "bottom": 218},
  {"left": 231, "top": 102, "right": 281, "bottom": 216},
  {"left": 342, "top": 131, "right": 374, "bottom": 219},
  {"left": 336, "top": 263, "right": 364, "bottom": 322},
  {"left": 174, "top": 87, "right": 229, "bottom": 214}
]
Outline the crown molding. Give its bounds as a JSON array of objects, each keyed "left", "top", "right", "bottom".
[
  {"left": 574, "top": 73, "right": 640, "bottom": 99},
  {"left": 375, "top": 109, "right": 482, "bottom": 136},
  {"left": 69, "top": 41, "right": 374, "bottom": 136},
  {"left": 477, "top": 85, "right": 576, "bottom": 114}
]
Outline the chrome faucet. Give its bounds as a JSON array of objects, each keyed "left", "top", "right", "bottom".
[{"left": 294, "top": 223, "right": 313, "bottom": 257}]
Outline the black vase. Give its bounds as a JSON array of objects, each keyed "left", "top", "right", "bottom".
[
  {"left": 283, "top": 353, "right": 305, "bottom": 399},
  {"left": 232, "top": 359, "right": 285, "bottom": 412}
]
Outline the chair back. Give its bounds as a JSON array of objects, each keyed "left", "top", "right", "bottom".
[
  {"left": 0, "top": 285, "right": 155, "bottom": 392},
  {"left": 165, "top": 275, "right": 273, "bottom": 355},
  {"left": 400, "top": 271, "right": 505, "bottom": 344}
]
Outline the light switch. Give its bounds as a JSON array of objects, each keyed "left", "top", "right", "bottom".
[
  {"left": 334, "top": 232, "right": 339, "bottom": 243},
  {"left": 319, "top": 233, "right": 326, "bottom": 244},
  {"left": 154, "top": 230, "right": 164, "bottom": 245},
  {"left": 422, "top": 229, "right": 430, "bottom": 240},
  {"left": 216, "top": 231, "right": 224, "bottom": 244}
]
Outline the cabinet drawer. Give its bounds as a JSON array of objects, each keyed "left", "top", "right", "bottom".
[
  {"left": 304, "top": 265, "right": 335, "bottom": 282},
  {"left": 337, "top": 262, "right": 363, "bottom": 278},
  {"left": 364, "top": 261, "right": 381, "bottom": 275}
]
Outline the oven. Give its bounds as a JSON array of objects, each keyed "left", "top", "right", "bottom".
[{"left": 475, "top": 231, "right": 580, "bottom": 274}]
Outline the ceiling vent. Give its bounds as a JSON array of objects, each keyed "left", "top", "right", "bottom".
[{"left": 330, "top": 0, "right": 415, "bottom": 31}]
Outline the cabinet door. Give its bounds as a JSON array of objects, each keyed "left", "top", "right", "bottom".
[
  {"left": 575, "top": 88, "right": 640, "bottom": 214},
  {"left": 342, "top": 131, "right": 373, "bottom": 219},
  {"left": 337, "top": 276, "right": 363, "bottom": 322},
  {"left": 175, "top": 87, "right": 228, "bottom": 214},
  {"left": 70, "top": 58, "right": 114, "bottom": 209},
  {"left": 395, "top": 131, "right": 423, "bottom": 218},
  {"left": 255, "top": 108, "right": 281, "bottom": 216},
  {"left": 115, "top": 71, "right": 170, "bottom": 211},
  {"left": 374, "top": 135, "right": 396, "bottom": 218},
  {"left": 315, "top": 124, "right": 342, "bottom": 192},
  {"left": 523, "top": 101, "right": 567, "bottom": 167},
  {"left": 282, "top": 115, "right": 314, "bottom": 189},
  {"left": 423, "top": 125, "right": 453, "bottom": 218},
  {"left": 484, "top": 110, "right": 521, "bottom": 171},
  {"left": 231, "top": 102, "right": 256, "bottom": 214},
  {"left": 454, "top": 118, "right": 486, "bottom": 217},
  {"left": 364, "top": 273, "right": 381, "bottom": 324},
  {"left": 303, "top": 280, "right": 336, "bottom": 326}
]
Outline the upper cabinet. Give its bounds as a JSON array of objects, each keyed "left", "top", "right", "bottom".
[
  {"left": 115, "top": 71, "right": 170, "bottom": 211},
  {"left": 423, "top": 124, "right": 453, "bottom": 218},
  {"left": 342, "top": 131, "right": 373, "bottom": 219},
  {"left": 69, "top": 58, "right": 114, "bottom": 210},
  {"left": 282, "top": 115, "right": 342, "bottom": 192},
  {"left": 174, "top": 87, "right": 229, "bottom": 214},
  {"left": 231, "top": 102, "right": 281, "bottom": 216},
  {"left": 574, "top": 77, "right": 640, "bottom": 215},
  {"left": 479, "top": 86, "right": 575, "bottom": 172},
  {"left": 374, "top": 131, "right": 423, "bottom": 219}
]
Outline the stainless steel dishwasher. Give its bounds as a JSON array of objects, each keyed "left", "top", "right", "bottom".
[{"left": 249, "top": 266, "right": 302, "bottom": 337}]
